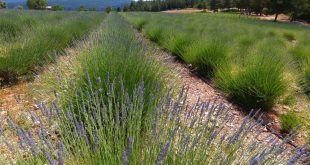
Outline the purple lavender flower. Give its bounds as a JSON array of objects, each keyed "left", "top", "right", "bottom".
[
  {"left": 38, "top": 129, "right": 54, "bottom": 151},
  {"left": 41, "top": 148, "right": 56, "bottom": 165},
  {"left": 25, "top": 131, "right": 39, "bottom": 156},
  {"left": 156, "top": 139, "right": 171, "bottom": 165},
  {"left": 57, "top": 141, "right": 64, "bottom": 165},
  {"left": 6, "top": 117, "right": 16, "bottom": 130},
  {"left": 52, "top": 101, "right": 61, "bottom": 116},
  {"left": 122, "top": 137, "right": 133, "bottom": 165}
]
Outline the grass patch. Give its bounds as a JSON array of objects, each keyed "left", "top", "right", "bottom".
[
  {"left": 283, "top": 32, "right": 296, "bottom": 41},
  {"left": 280, "top": 112, "right": 300, "bottom": 134}
]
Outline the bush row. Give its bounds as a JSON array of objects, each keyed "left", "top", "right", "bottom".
[
  {"left": 121, "top": 12, "right": 310, "bottom": 111},
  {"left": 0, "top": 11, "right": 104, "bottom": 84}
]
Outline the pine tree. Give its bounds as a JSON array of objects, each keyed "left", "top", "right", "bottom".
[{"left": 210, "top": 0, "right": 218, "bottom": 11}]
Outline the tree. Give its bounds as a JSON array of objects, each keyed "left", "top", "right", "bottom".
[
  {"left": 0, "top": 0, "right": 6, "bottom": 9},
  {"left": 105, "top": 6, "right": 112, "bottom": 13},
  {"left": 123, "top": 4, "right": 130, "bottom": 12},
  {"left": 267, "top": 0, "right": 292, "bottom": 21},
  {"left": 235, "top": 0, "right": 250, "bottom": 14},
  {"left": 223, "top": 0, "right": 231, "bottom": 9},
  {"left": 288, "top": 0, "right": 310, "bottom": 22},
  {"left": 249, "top": 0, "right": 265, "bottom": 15},
  {"left": 78, "top": 6, "right": 87, "bottom": 11},
  {"left": 210, "top": 0, "right": 219, "bottom": 11},
  {"left": 27, "top": 0, "right": 47, "bottom": 10},
  {"left": 52, "top": 5, "right": 64, "bottom": 11}
]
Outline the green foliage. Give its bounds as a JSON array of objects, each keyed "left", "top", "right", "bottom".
[
  {"left": 146, "top": 26, "right": 164, "bottom": 43},
  {"left": 165, "top": 33, "right": 194, "bottom": 58},
  {"left": 280, "top": 112, "right": 300, "bottom": 133},
  {"left": 0, "top": 20, "right": 22, "bottom": 39},
  {"left": 135, "top": 19, "right": 147, "bottom": 32},
  {"left": 78, "top": 5, "right": 87, "bottom": 11},
  {"left": 184, "top": 40, "right": 229, "bottom": 78},
  {"left": 281, "top": 95, "right": 297, "bottom": 106},
  {"left": 0, "top": 11, "right": 104, "bottom": 84},
  {"left": 52, "top": 5, "right": 64, "bottom": 11},
  {"left": 0, "top": 0, "right": 6, "bottom": 9},
  {"left": 209, "top": 0, "right": 219, "bottom": 11},
  {"left": 302, "top": 61, "right": 310, "bottom": 96},
  {"left": 65, "top": 13, "right": 167, "bottom": 130},
  {"left": 27, "top": 0, "right": 47, "bottom": 10},
  {"left": 283, "top": 32, "right": 296, "bottom": 41},
  {"left": 105, "top": 6, "right": 112, "bottom": 13},
  {"left": 1, "top": 12, "right": 309, "bottom": 165},
  {"left": 122, "top": 12, "right": 310, "bottom": 110},
  {"left": 222, "top": 56, "right": 287, "bottom": 110}
]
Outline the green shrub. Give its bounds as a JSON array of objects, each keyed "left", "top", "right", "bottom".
[
  {"left": 146, "top": 26, "right": 164, "bottom": 44},
  {"left": 0, "top": 20, "right": 22, "bottom": 39},
  {"left": 165, "top": 33, "right": 193, "bottom": 59},
  {"left": 52, "top": 5, "right": 64, "bottom": 11},
  {"left": 302, "top": 61, "right": 310, "bottom": 96},
  {"left": 225, "top": 56, "right": 287, "bottom": 110},
  {"left": 184, "top": 40, "right": 229, "bottom": 78},
  {"left": 280, "top": 112, "right": 300, "bottom": 133},
  {"left": 283, "top": 32, "right": 296, "bottom": 41},
  {"left": 135, "top": 19, "right": 147, "bottom": 32}
]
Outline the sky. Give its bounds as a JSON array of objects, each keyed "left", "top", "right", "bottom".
[{"left": 6, "top": 0, "right": 132, "bottom": 10}]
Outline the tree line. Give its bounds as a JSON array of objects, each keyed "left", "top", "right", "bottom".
[
  {"left": 123, "top": 0, "right": 310, "bottom": 22},
  {"left": 0, "top": 0, "right": 115, "bottom": 12}
]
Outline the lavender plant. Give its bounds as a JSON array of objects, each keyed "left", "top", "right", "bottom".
[
  {"left": 1, "top": 13, "right": 309, "bottom": 165},
  {"left": 1, "top": 82, "right": 309, "bottom": 164}
]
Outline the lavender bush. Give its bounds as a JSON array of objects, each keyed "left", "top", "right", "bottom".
[{"left": 1, "top": 81, "right": 310, "bottom": 164}]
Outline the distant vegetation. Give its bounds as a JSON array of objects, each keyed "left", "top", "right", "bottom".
[
  {"left": 0, "top": 0, "right": 6, "bottom": 9},
  {"left": 52, "top": 4, "right": 64, "bottom": 11},
  {"left": 0, "top": 11, "right": 104, "bottom": 85},
  {"left": 122, "top": 12, "right": 310, "bottom": 111},
  {"left": 27, "top": 0, "right": 47, "bottom": 10},
  {"left": 124, "top": 0, "right": 310, "bottom": 22}
]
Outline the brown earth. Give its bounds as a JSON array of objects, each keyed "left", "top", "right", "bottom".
[
  {"left": 257, "top": 14, "right": 310, "bottom": 26},
  {"left": 162, "top": 8, "right": 206, "bottom": 14}
]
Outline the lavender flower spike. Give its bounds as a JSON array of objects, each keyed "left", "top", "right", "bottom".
[{"left": 156, "top": 139, "right": 172, "bottom": 165}]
